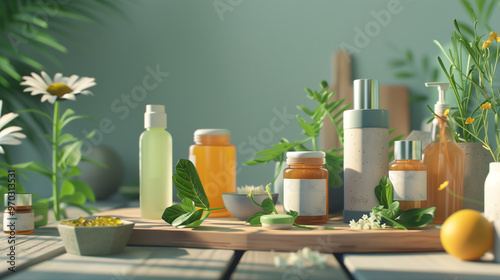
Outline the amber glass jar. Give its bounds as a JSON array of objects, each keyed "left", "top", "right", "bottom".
[
  {"left": 189, "top": 129, "right": 236, "bottom": 218},
  {"left": 3, "top": 194, "right": 34, "bottom": 235},
  {"left": 389, "top": 141, "right": 427, "bottom": 211},
  {"left": 283, "top": 151, "right": 328, "bottom": 225}
]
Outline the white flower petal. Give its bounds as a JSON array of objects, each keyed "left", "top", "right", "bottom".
[
  {"left": 29, "top": 72, "right": 49, "bottom": 88},
  {"left": 21, "top": 78, "right": 47, "bottom": 89},
  {"left": 0, "top": 138, "right": 22, "bottom": 145},
  {"left": 62, "top": 93, "right": 76, "bottom": 101},
  {"left": 9, "top": 132, "right": 26, "bottom": 139},
  {"left": 40, "top": 71, "right": 53, "bottom": 86},
  {"left": 0, "top": 146, "right": 4, "bottom": 154},
  {"left": 0, "top": 113, "right": 19, "bottom": 130},
  {"left": 0, "top": 126, "right": 23, "bottom": 139},
  {"left": 53, "top": 73, "right": 63, "bottom": 83},
  {"left": 64, "top": 75, "right": 79, "bottom": 88}
]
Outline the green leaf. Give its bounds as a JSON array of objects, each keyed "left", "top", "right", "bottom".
[
  {"left": 60, "top": 180, "right": 76, "bottom": 198},
  {"left": 246, "top": 212, "right": 266, "bottom": 226},
  {"left": 70, "top": 180, "right": 96, "bottom": 203},
  {"left": 374, "top": 176, "right": 393, "bottom": 208},
  {"left": 173, "top": 159, "right": 210, "bottom": 208},
  {"left": 59, "top": 141, "right": 82, "bottom": 168},
  {"left": 286, "top": 210, "right": 298, "bottom": 221},
  {"left": 172, "top": 209, "right": 204, "bottom": 228},
  {"left": 81, "top": 157, "right": 107, "bottom": 168},
  {"left": 60, "top": 192, "right": 86, "bottom": 205},
  {"left": 12, "top": 162, "right": 51, "bottom": 179},
  {"left": 382, "top": 201, "right": 401, "bottom": 220},
  {"left": 296, "top": 115, "right": 318, "bottom": 137},
  {"left": 59, "top": 133, "right": 78, "bottom": 146},
  {"left": 162, "top": 204, "right": 188, "bottom": 224},
  {"left": 63, "top": 166, "right": 81, "bottom": 178},
  {"left": 60, "top": 108, "right": 75, "bottom": 124},
  {"left": 181, "top": 198, "right": 196, "bottom": 212},
  {"left": 396, "top": 207, "right": 436, "bottom": 228},
  {"left": 261, "top": 198, "right": 275, "bottom": 214},
  {"left": 60, "top": 115, "right": 93, "bottom": 130}
]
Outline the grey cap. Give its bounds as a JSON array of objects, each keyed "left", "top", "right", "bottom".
[
  {"left": 354, "top": 79, "right": 379, "bottom": 109},
  {"left": 394, "top": 140, "right": 422, "bottom": 160}
]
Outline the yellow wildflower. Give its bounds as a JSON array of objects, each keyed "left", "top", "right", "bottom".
[
  {"left": 481, "top": 40, "right": 492, "bottom": 49},
  {"left": 488, "top": 31, "right": 498, "bottom": 41},
  {"left": 247, "top": 189, "right": 254, "bottom": 198},
  {"left": 438, "top": 181, "right": 449, "bottom": 191},
  {"left": 465, "top": 117, "right": 475, "bottom": 124},
  {"left": 444, "top": 108, "right": 450, "bottom": 116},
  {"left": 481, "top": 102, "right": 492, "bottom": 109}
]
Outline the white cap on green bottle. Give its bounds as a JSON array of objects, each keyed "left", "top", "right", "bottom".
[{"left": 144, "top": 105, "right": 166, "bottom": 128}]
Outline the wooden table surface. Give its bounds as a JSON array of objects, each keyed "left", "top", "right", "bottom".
[{"left": 1, "top": 197, "right": 500, "bottom": 280}]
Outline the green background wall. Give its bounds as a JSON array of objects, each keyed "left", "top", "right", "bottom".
[{"left": 13, "top": 0, "right": 487, "bottom": 198}]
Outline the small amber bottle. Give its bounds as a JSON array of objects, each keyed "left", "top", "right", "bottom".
[
  {"left": 283, "top": 151, "right": 328, "bottom": 225},
  {"left": 3, "top": 193, "right": 34, "bottom": 235},
  {"left": 389, "top": 141, "right": 427, "bottom": 210}
]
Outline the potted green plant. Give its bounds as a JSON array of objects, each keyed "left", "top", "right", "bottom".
[{"left": 434, "top": 10, "right": 499, "bottom": 210}]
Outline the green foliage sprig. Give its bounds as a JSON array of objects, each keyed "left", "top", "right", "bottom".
[
  {"left": 434, "top": 10, "right": 500, "bottom": 161},
  {"left": 22, "top": 101, "right": 99, "bottom": 220},
  {"left": 372, "top": 176, "right": 435, "bottom": 230},
  {"left": 245, "top": 81, "right": 348, "bottom": 189},
  {"left": 162, "top": 159, "right": 226, "bottom": 228}
]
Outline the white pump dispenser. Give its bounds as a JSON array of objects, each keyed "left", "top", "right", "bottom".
[{"left": 425, "top": 82, "right": 450, "bottom": 116}]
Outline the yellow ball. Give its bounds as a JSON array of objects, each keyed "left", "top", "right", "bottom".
[{"left": 440, "top": 209, "right": 494, "bottom": 261}]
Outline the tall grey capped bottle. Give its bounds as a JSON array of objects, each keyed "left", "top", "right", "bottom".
[
  {"left": 140, "top": 105, "right": 173, "bottom": 219},
  {"left": 343, "top": 79, "right": 389, "bottom": 223}
]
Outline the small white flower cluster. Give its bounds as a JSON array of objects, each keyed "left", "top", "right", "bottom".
[
  {"left": 273, "top": 247, "right": 327, "bottom": 269},
  {"left": 349, "top": 212, "right": 387, "bottom": 230},
  {"left": 236, "top": 185, "right": 266, "bottom": 195}
]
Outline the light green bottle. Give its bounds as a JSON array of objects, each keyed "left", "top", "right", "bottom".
[{"left": 140, "top": 105, "right": 172, "bottom": 219}]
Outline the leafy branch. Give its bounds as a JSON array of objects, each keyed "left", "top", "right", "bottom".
[
  {"left": 245, "top": 81, "right": 348, "bottom": 189},
  {"left": 371, "top": 176, "right": 435, "bottom": 230},
  {"left": 162, "top": 159, "right": 225, "bottom": 228},
  {"left": 21, "top": 102, "right": 99, "bottom": 220}
]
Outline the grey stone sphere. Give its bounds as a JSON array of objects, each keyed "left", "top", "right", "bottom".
[{"left": 78, "top": 145, "right": 125, "bottom": 200}]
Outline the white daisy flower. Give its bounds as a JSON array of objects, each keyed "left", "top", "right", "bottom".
[
  {"left": 0, "top": 101, "right": 26, "bottom": 154},
  {"left": 21, "top": 71, "right": 96, "bottom": 104}
]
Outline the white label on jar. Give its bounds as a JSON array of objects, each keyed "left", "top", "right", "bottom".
[
  {"left": 389, "top": 170, "right": 427, "bottom": 201},
  {"left": 283, "top": 179, "right": 327, "bottom": 216},
  {"left": 3, "top": 212, "right": 34, "bottom": 232}
]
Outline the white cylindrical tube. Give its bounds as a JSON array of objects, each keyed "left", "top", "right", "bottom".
[{"left": 343, "top": 79, "right": 389, "bottom": 223}]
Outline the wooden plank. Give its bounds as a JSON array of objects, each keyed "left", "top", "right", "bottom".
[
  {"left": 96, "top": 207, "right": 443, "bottom": 253},
  {"left": 0, "top": 227, "right": 65, "bottom": 278},
  {"left": 232, "top": 250, "right": 350, "bottom": 280},
  {"left": 344, "top": 252, "right": 500, "bottom": 280},
  {"left": 5, "top": 247, "right": 235, "bottom": 280}
]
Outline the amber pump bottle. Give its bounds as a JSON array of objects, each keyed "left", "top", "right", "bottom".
[
  {"left": 389, "top": 140, "right": 427, "bottom": 210},
  {"left": 422, "top": 82, "right": 465, "bottom": 224}
]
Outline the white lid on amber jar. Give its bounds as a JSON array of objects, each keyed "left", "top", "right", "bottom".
[
  {"left": 194, "top": 129, "right": 230, "bottom": 136},
  {"left": 4, "top": 193, "right": 32, "bottom": 207},
  {"left": 286, "top": 151, "right": 325, "bottom": 159},
  {"left": 286, "top": 151, "right": 325, "bottom": 164}
]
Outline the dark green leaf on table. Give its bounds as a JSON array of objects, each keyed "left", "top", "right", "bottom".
[
  {"left": 246, "top": 212, "right": 266, "bottom": 226},
  {"left": 173, "top": 159, "right": 210, "bottom": 209},
  {"left": 261, "top": 198, "right": 275, "bottom": 214}
]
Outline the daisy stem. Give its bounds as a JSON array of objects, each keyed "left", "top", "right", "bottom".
[{"left": 52, "top": 101, "right": 61, "bottom": 220}]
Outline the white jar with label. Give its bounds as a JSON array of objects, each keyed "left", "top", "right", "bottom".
[
  {"left": 389, "top": 140, "right": 427, "bottom": 210},
  {"left": 283, "top": 151, "right": 328, "bottom": 225}
]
